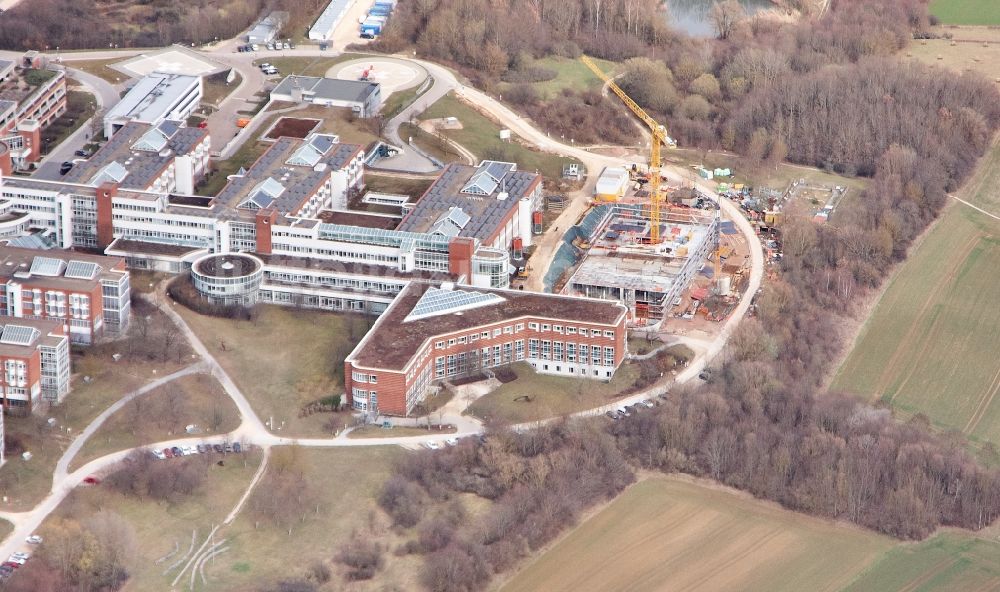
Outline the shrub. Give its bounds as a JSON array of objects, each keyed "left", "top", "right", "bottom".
[{"left": 335, "top": 536, "right": 384, "bottom": 581}]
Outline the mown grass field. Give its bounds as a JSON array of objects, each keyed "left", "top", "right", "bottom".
[
  {"left": 832, "top": 139, "right": 1000, "bottom": 444},
  {"left": 500, "top": 476, "right": 893, "bottom": 592},
  {"left": 420, "top": 92, "right": 580, "bottom": 179},
  {"left": 499, "top": 56, "right": 618, "bottom": 100},
  {"left": 175, "top": 305, "right": 365, "bottom": 437},
  {"left": 205, "top": 447, "right": 407, "bottom": 591},
  {"left": 929, "top": 0, "right": 1000, "bottom": 25},
  {"left": 467, "top": 362, "right": 643, "bottom": 424},
  {"left": 71, "top": 372, "right": 241, "bottom": 471},
  {"left": 843, "top": 533, "right": 1000, "bottom": 591}
]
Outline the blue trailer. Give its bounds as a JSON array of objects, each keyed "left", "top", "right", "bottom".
[
  {"left": 360, "top": 16, "right": 386, "bottom": 38},
  {"left": 369, "top": 5, "right": 391, "bottom": 17}
]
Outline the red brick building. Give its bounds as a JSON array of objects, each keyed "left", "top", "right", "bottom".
[
  {"left": 344, "top": 282, "right": 629, "bottom": 416},
  {"left": 0, "top": 315, "right": 71, "bottom": 414},
  {"left": 0, "top": 248, "right": 131, "bottom": 344}
]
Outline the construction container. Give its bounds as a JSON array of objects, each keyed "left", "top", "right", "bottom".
[
  {"left": 716, "top": 275, "right": 731, "bottom": 296},
  {"left": 532, "top": 211, "right": 543, "bottom": 234},
  {"left": 513, "top": 237, "right": 524, "bottom": 260},
  {"left": 594, "top": 167, "right": 630, "bottom": 201},
  {"left": 369, "top": 4, "right": 391, "bottom": 17},
  {"left": 360, "top": 16, "right": 386, "bottom": 37}
]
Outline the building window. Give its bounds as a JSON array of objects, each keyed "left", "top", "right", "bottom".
[
  {"left": 369, "top": 375, "right": 377, "bottom": 384},
  {"left": 515, "top": 340, "right": 524, "bottom": 361},
  {"left": 448, "top": 339, "right": 456, "bottom": 347},
  {"left": 351, "top": 371, "right": 368, "bottom": 383},
  {"left": 458, "top": 336, "right": 467, "bottom": 344},
  {"left": 554, "top": 325, "right": 563, "bottom": 333},
  {"left": 528, "top": 322, "right": 539, "bottom": 330},
  {"left": 604, "top": 330, "right": 615, "bottom": 338},
  {"left": 541, "top": 324, "right": 550, "bottom": 331},
  {"left": 469, "top": 334, "right": 479, "bottom": 342},
  {"left": 436, "top": 341, "right": 445, "bottom": 349},
  {"left": 435, "top": 357, "right": 445, "bottom": 378},
  {"left": 515, "top": 323, "right": 524, "bottom": 332},
  {"left": 493, "top": 328, "right": 502, "bottom": 337},
  {"left": 503, "top": 326, "right": 513, "bottom": 335},
  {"left": 541, "top": 340, "right": 551, "bottom": 360},
  {"left": 553, "top": 341, "right": 563, "bottom": 362},
  {"left": 481, "top": 331, "right": 489, "bottom": 339},
  {"left": 567, "top": 327, "right": 577, "bottom": 335},
  {"left": 604, "top": 346, "right": 615, "bottom": 366},
  {"left": 529, "top": 338, "right": 539, "bottom": 357},
  {"left": 567, "top": 343, "right": 577, "bottom": 362}
]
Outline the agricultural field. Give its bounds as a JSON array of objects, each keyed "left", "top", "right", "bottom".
[
  {"left": 420, "top": 92, "right": 581, "bottom": 180},
  {"left": 500, "top": 476, "right": 894, "bottom": 592},
  {"left": 929, "top": 0, "right": 1000, "bottom": 25},
  {"left": 832, "top": 139, "right": 1000, "bottom": 443},
  {"left": 175, "top": 305, "right": 366, "bottom": 437},
  {"left": 906, "top": 38, "right": 1000, "bottom": 83},
  {"left": 843, "top": 533, "right": 1000, "bottom": 591}
]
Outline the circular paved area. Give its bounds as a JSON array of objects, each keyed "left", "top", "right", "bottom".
[{"left": 328, "top": 58, "right": 426, "bottom": 95}]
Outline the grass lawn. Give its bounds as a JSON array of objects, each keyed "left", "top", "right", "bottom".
[
  {"left": 364, "top": 172, "right": 434, "bottom": 199},
  {"left": 381, "top": 83, "right": 423, "bottom": 120},
  {"left": 252, "top": 54, "right": 364, "bottom": 78},
  {"left": 500, "top": 56, "right": 618, "bottom": 100},
  {"left": 399, "top": 121, "right": 466, "bottom": 164},
  {"left": 420, "top": 92, "right": 581, "bottom": 180},
  {"left": 501, "top": 476, "right": 893, "bottom": 592},
  {"left": 929, "top": 0, "right": 1000, "bottom": 24},
  {"left": 41, "top": 90, "right": 97, "bottom": 155},
  {"left": 202, "top": 70, "right": 242, "bottom": 106},
  {"left": 204, "top": 447, "right": 407, "bottom": 591},
  {"left": 66, "top": 58, "right": 129, "bottom": 84},
  {"left": 628, "top": 336, "right": 660, "bottom": 355},
  {"left": 71, "top": 373, "right": 241, "bottom": 472},
  {"left": 843, "top": 533, "right": 1000, "bottom": 591},
  {"left": 906, "top": 38, "right": 1000, "bottom": 83},
  {"left": 347, "top": 424, "right": 456, "bottom": 438},
  {"left": 175, "top": 305, "right": 366, "bottom": 437},
  {"left": 41, "top": 451, "right": 262, "bottom": 592},
  {"left": 0, "top": 308, "right": 192, "bottom": 511},
  {"left": 832, "top": 137, "right": 1000, "bottom": 444},
  {"left": 467, "top": 362, "right": 644, "bottom": 424},
  {"left": 0, "top": 519, "right": 11, "bottom": 543}
]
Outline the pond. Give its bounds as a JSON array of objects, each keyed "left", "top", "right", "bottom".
[{"left": 663, "top": 0, "right": 775, "bottom": 37}]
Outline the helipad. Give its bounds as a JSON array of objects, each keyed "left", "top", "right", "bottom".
[
  {"left": 329, "top": 58, "right": 426, "bottom": 96},
  {"left": 113, "top": 46, "right": 227, "bottom": 78}
]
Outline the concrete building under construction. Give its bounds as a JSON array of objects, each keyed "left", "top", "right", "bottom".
[{"left": 562, "top": 203, "right": 718, "bottom": 326}]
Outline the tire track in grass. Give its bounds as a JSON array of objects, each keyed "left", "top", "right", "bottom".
[
  {"left": 870, "top": 233, "right": 981, "bottom": 403},
  {"left": 674, "top": 528, "right": 785, "bottom": 592},
  {"left": 964, "top": 363, "right": 1000, "bottom": 435},
  {"left": 895, "top": 558, "right": 957, "bottom": 592}
]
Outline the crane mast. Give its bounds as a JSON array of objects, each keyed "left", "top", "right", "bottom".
[{"left": 580, "top": 55, "right": 669, "bottom": 243}]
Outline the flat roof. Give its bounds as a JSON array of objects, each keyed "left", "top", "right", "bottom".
[
  {"left": 0, "top": 315, "right": 64, "bottom": 356},
  {"left": 349, "top": 282, "right": 626, "bottom": 370},
  {"left": 396, "top": 162, "right": 539, "bottom": 241},
  {"left": 272, "top": 75, "right": 379, "bottom": 104},
  {"left": 60, "top": 121, "right": 207, "bottom": 190},
  {"left": 106, "top": 238, "right": 206, "bottom": 258},
  {"left": 309, "top": 0, "right": 352, "bottom": 35},
  {"left": 214, "top": 135, "right": 362, "bottom": 216},
  {"left": 0, "top": 246, "right": 126, "bottom": 291},
  {"left": 257, "top": 253, "right": 454, "bottom": 282},
  {"left": 106, "top": 73, "right": 200, "bottom": 123},
  {"left": 316, "top": 209, "right": 399, "bottom": 230}
]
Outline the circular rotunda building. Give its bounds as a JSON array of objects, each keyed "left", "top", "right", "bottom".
[{"left": 190, "top": 253, "right": 264, "bottom": 306}]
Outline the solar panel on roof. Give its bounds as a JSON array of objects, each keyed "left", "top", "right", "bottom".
[
  {"left": 405, "top": 287, "right": 505, "bottom": 322},
  {"left": 286, "top": 144, "right": 322, "bottom": 167},
  {"left": 29, "top": 256, "right": 65, "bottom": 277},
  {"left": 0, "top": 324, "right": 40, "bottom": 346},
  {"left": 64, "top": 260, "right": 100, "bottom": 280}
]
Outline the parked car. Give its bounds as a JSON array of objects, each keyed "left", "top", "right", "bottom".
[
  {"left": 641, "top": 399, "right": 655, "bottom": 408},
  {"left": 196, "top": 444, "right": 206, "bottom": 454},
  {"left": 0, "top": 564, "right": 13, "bottom": 577},
  {"left": 82, "top": 476, "right": 101, "bottom": 485},
  {"left": 223, "top": 443, "right": 233, "bottom": 453},
  {"left": 258, "top": 62, "right": 271, "bottom": 70},
  {"left": 74, "top": 149, "right": 91, "bottom": 158},
  {"left": 1, "top": 562, "right": 18, "bottom": 571},
  {"left": 265, "top": 42, "right": 274, "bottom": 50},
  {"left": 424, "top": 441, "right": 440, "bottom": 450},
  {"left": 10, "top": 552, "right": 29, "bottom": 561},
  {"left": 250, "top": 44, "right": 259, "bottom": 51},
  {"left": 605, "top": 410, "right": 619, "bottom": 420},
  {"left": 25, "top": 535, "right": 42, "bottom": 545},
  {"left": 213, "top": 444, "right": 223, "bottom": 453},
  {"left": 59, "top": 161, "right": 73, "bottom": 175},
  {"left": 288, "top": 41, "right": 295, "bottom": 49},
  {"left": 445, "top": 437, "right": 459, "bottom": 446},
  {"left": 152, "top": 449, "right": 167, "bottom": 460},
  {"left": 233, "top": 442, "right": 242, "bottom": 453},
  {"left": 7, "top": 557, "right": 25, "bottom": 566},
  {"left": 182, "top": 446, "right": 197, "bottom": 456},
  {"left": 617, "top": 407, "right": 630, "bottom": 418},
  {"left": 170, "top": 446, "right": 182, "bottom": 457},
  {"left": 163, "top": 447, "right": 174, "bottom": 458}
]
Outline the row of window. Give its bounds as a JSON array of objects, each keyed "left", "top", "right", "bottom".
[
  {"left": 528, "top": 339, "right": 616, "bottom": 366},
  {"left": 435, "top": 323, "right": 526, "bottom": 349},
  {"left": 527, "top": 321, "right": 615, "bottom": 338},
  {"left": 351, "top": 371, "right": 378, "bottom": 384}
]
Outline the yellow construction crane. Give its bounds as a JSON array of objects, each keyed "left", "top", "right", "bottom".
[{"left": 580, "top": 55, "right": 671, "bottom": 243}]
